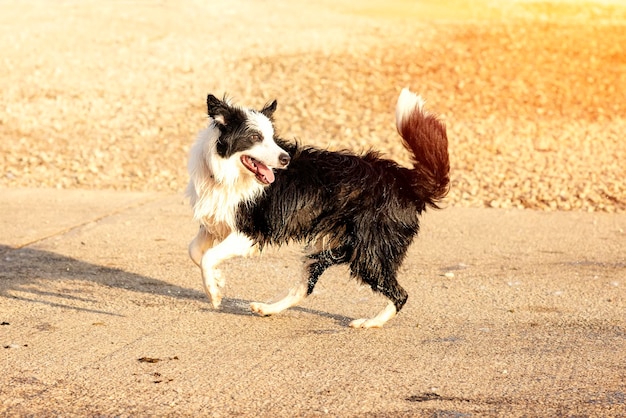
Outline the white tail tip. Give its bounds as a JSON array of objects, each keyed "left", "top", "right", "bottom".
[{"left": 395, "top": 88, "right": 426, "bottom": 131}]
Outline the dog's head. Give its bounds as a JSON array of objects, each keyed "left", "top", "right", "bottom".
[{"left": 206, "top": 94, "right": 290, "bottom": 185}]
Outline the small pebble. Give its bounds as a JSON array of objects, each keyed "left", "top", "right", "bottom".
[{"left": 4, "top": 343, "right": 21, "bottom": 349}]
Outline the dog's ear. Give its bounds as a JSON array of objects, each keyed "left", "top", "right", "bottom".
[
  {"left": 260, "top": 99, "right": 277, "bottom": 119},
  {"left": 207, "top": 94, "right": 229, "bottom": 126}
]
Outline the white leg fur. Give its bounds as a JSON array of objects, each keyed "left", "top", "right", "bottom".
[
  {"left": 199, "top": 232, "right": 256, "bottom": 308},
  {"left": 188, "top": 226, "right": 215, "bottom": 267},
  {"left": 349, "top": 302, "right": 398, "bottom": 329},
  {"left": 249, "top": 256, "right": 314, "bottom": 316}
]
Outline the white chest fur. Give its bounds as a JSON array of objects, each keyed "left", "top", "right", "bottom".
[{"left": 191, "top": 178, "right": 263, "bottom": 238}]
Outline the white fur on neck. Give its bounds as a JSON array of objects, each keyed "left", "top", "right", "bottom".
[{"left": 186, "top": 122, "right": 265, "bottom": 236}]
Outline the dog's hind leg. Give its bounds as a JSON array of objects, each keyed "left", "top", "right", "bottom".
[
  {"left": 349, "top": 301, "right": 399, "bottom": 329},
  {"left": 349, "top": 264, "right": 408, "bottom": 329},
  {"left": 249, "top": 278, "right": 308, "bottom": 317},
  {"left": 249, "top": 255, "right": 315, "bottom": 316},
  {"left": 250, "top": 246, "right": 349, "bottom": 317},
  {"left": 349, "top": 282, "right": 408, "bottom": 329},
  {"left": 199, "top": 232, "right": 256, "bottom": 308}
]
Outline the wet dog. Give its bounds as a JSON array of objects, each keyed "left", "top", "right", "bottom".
[{"left": 187, "top": 89, "right": 449, "bottom": 328}]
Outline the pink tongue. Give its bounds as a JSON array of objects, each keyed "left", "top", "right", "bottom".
[{"left": 257, "top": 162, "right": 275, "bottom": 184}]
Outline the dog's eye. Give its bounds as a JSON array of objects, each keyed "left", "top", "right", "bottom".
[{"left": 249, "top": 134, "right": 262, "bottom": 142}]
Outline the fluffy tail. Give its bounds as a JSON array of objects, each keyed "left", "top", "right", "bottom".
[{"left": 395, "top": 88, "right": 450, "bottom": 209}]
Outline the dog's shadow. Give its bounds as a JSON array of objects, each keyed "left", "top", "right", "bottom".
[
  {"left": 0, "top": 245, "right": 353, "bottom": 326},
  {"left": 0, "top": 244, "right": 205, "bottom": 316},
  {"left": 218, "top": 297, "right": 353, "bottom": 326}
]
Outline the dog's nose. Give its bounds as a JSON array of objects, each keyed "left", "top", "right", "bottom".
[{"left": 279, "top": 153, "right": 291, "bottom": 167}]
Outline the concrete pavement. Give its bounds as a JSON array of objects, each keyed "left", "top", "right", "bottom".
[{"left": 1, "top": 188, "right": 625, "bottom": 416}]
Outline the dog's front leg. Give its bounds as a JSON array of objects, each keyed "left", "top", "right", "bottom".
[
  {"left": 199, "top": 232, "right": 256, "bottom": 308},
  {"left": 189, "top": 226, "right": 215, "bottom": 267}
]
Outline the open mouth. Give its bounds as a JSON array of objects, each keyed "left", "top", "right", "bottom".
[{"left": 240, "top": 155, "right": 275, "bottom": 185}]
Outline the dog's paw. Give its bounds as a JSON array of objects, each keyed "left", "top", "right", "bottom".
[
  {"left": 250, "top": 302, "right": 272, "bottom": 316},
  {"left": 209, "top": 292, "right": 223, "bottom": 309},
  {"left": 202, "top": 285, "right": 222, "bottom": 308},
  {"left": 349, "top": 318, "right": 385, "bottom": 329},
  {"left": 202, "top": 269, "right": 224, "bottom": 308}
]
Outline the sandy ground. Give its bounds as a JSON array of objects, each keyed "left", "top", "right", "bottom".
[
  {"left": 1, "top": 0, "right": 625, "bottom": 212},
  {"left": 1, "top": 190, "right": 624, "bottom": 416}
]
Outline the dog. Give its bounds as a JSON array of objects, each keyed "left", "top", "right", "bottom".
[{"left": 186, "top": 89, "right": 449, "bottom": 328}]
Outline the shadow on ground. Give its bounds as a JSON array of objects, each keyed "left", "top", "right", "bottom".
[
  {"left": 0, "top": 244, "right": 204, "bottom": 314},
  {"left": 0, "top": 245, "right": 353, "bottom": 324}
]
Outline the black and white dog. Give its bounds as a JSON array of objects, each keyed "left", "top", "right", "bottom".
[{"left": 187, "top": 89, "right": 449, "bottom": 328}]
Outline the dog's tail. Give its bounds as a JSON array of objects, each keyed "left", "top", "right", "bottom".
[{"left": 395, "top": 88, "right": 450, "bottom": 209}]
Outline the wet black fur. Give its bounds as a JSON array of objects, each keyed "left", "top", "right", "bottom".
[{"left": 235, "top": 141, "right": 433, "bottom": 312}]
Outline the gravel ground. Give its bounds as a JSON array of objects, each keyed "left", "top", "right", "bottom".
[{"left": 1, "top": 0, "right": 625, "bottom": 212}]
